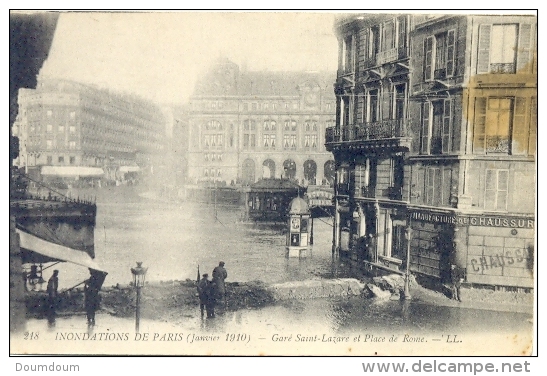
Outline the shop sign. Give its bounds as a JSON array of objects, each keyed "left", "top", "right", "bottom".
[{"left": 410, "top": 211, "right": 534, "bottom": 229}]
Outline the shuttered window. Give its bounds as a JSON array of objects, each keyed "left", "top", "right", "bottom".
[
  {"left": 442, "top": 99, "right": 453, "bottom": 153},
  {"left": 477, "top": 23, "right": 534, "bottom": 74},
  {"left": 512, "top": 97, "right": 528, "bottom": 155},
  {"left": 472, "top": 98, "right": 487, "bottom": 153},
  {"left": 485, "top": 169, "right": 509, "bottom": 211},
  {"left": 420, "top": 102, "right": 430, "bottom": 154},
  {"left": 423, "top": 36, "right": 434, "bottom": 81},
  {"left": 529, "top": 97, "right": 537, "bottom": 155}
]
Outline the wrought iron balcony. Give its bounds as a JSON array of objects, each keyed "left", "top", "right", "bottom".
[
  {"left": 489, "top": 63, "right": 515, "bottom": 74},
  {"left": 362, "top": 118, "right": 407, "bottom": 139},
  {"left": 325, "top": 119, "right": 408, "bottom": 144},
  {"left": 486, "top": 136, "right": 510, "bottom": 153}
]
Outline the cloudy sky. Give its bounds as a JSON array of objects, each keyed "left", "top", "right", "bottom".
[{"left": 39, "top": 11, "right": 342, "bottom": 105}]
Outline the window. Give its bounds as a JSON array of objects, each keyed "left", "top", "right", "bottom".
[
  {"left": 69, "top": 141, "right": 76, "bottom": 149},
  {"left": 69, "top": 156, "right": 76, "bottom": 164},
  {"left": 243, "top": 103, "right": 249, "bottom": 111},
  {"left": 425, "top": 168, "right": 441, "bottom": 206},
  {"left": 70, "top": 111, "right": 76, "bottom": 119},
  {"left": 252, "top": 103, "right": 257, "bottom": 111},
  {"left": 472, "top": 97, "right": 528, "bottom": 155},
  {"left": 243, "top": 120, "right": 256, "bottom": 150},
  {"left": 270, "top": 135, "right": 276, "bottom": 148},
  {"left": 58, "top": 125, "right": 64, "bottom": 132},
  {"left": 69, "top": 126, "right": 76, "bottom": 133},
  {"left": 47, "top": 124, "right": 53, "bottom": 133},
  {"left": 304, "top": 135, "right": 310, "bottom": 147},
  {"left": 355, "top": 162, "right": 370, "bottom": 196},
  {"left": 477, "top": 23, "right": 534, "bottom": 74},
  {"left": 420, "top": 99, "right": 453, "bottom": 154},
  {"left": 382, "top": 20, "right": 396, "bottom": 51},
  {"left": 424, "top": 30, "right": 456, "bottom": 80},
  {"left": 367, "top": 90, "right": 379, "bottom": 123},
  {"left": 392, "top": 84, "right": 406, "bottom": 120},
  {"left": 368, "top": 26, "right": 380, "bottom": 59},
  {"left": 47, "top": 110, "right": 52, "bottom": 117},
  {"left": 47, "top": 156, "right": 52, "bottom": 164},
  {"left": 485, "top": 169, "right": 509, "bottom": 211},
  {"left": 58, "top": 156, "right": 64, "bottom": 163},
  {"left": 46, "top": 140, "right": 53, "bottom": 150},
  {"left": 343, "top": 34, "right": 355, "bottom": 72}
]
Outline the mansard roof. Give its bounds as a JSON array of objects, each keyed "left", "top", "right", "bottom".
[{"left": 192, "top": 59, "right": 335, "bottom": 98}]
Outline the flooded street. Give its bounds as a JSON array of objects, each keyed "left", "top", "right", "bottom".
[
  {"left": 25, "top": 185, "right": 532, "bottom": 356},
  {"left": 56, "top": 185, "right": 346, "bottom": 289}
]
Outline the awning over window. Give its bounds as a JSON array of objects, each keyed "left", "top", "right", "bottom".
[
  {"left": 41, "top": 166, "right": 104, "bottom": 177},
  {"left": 16, "top": 228, "right": 107, "bottom": 273}
]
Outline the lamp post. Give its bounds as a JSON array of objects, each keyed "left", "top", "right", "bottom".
[
  {"left": 130, "top": 262, "right": 147, "bottom": 333},
  {"left": 404, "top": 225, "right": 412, "bottom": 300}
]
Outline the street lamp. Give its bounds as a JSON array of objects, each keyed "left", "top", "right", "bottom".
[
  {"left": 404, "top": 226, "right": 412, "bottom": 300},
  {"left": 130, "top": 262, "right": 148, "bottom": 333}
]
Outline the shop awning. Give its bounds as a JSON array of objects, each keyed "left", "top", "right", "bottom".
[
  {"left": 16, "top": 228, "right": 107, "bottom": 273},
  {"left": 119, "top": 166, "right": 140, "bottom": 173},
  {"left": 41, "top": 166, "right": 104, "bottom": 177}
]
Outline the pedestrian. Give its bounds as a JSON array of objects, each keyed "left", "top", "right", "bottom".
[
  {"left": 197, "top": 273, "right": 209, "bottom": 318},
  {"left": 365, "top": 233, "right": 376, "bottom": 262},
  {"left": 205, "top": 279, "right": 217, "bottom": 318},
  {"left": 212, "top": 261, "right": 227, "bottom": 304},
  {"left": 84, "top": 276, "right": 100, "bottom": 326},
  {"left": 46, "top": 270, "right": 59, "bottom": 323},
  {"left": 450, "top": 264, "right": 463, "bottom": 302}
]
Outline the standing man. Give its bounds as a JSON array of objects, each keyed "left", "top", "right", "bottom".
[
  {"left": 46, "top": 270, "right": 59, "bottom": 323},
  {"left": 212, "top": 261, "right": 227, "bottom": 306},
  {"left": 450, "top": 264, "right": 464, "bottom": 302},
  {"left": 197, "top": 273, "right": 209, "bottom": 318},
  {"left": 84, "top": 276, "right": 100, "bottom": 326}
]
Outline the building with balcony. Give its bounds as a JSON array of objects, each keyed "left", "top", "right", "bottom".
[
  {"left": 326, "top": 13, "right": 536, "bottom": 290},
  {"left": 13, "top": 77, "right": 167, "bottom": 185},
  {"left": 187, "top": 58, "right": 336, "bottom": 188}
]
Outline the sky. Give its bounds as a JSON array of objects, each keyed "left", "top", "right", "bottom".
[{"left": 39, "top": 11, "right": 341, "bottom": 105}]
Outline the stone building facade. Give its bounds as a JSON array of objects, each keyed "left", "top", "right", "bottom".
[
  {"left": 327, "top": 14, "right": 536, "bottom": 289},
  {"left": 13, "top": 78, "right": 167, "bottom": 183},
  {"left": 187, "top": 59, "right": 336, "bottom": 187}
]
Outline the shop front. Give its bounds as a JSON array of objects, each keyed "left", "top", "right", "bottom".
[{"left": 407, "top": 209, "right": 535, "bottom": 289}]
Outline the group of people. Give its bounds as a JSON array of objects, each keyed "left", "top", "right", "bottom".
[
  {"left": 197, "top": 261, "right": 228, "bottom": 318},
  {"left": 44, "top": 269, "right": 101, "bottom": 327}
]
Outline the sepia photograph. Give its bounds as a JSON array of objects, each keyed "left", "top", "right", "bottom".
[{"left": 9, "top": 10, "right": 537, "bottom": 357}]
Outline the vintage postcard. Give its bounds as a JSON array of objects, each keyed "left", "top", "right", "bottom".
[{"left": 9, "top": 10, "right": 536, "bottom": 357}]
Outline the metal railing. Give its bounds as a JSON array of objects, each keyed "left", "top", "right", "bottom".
[
  {"left": 326, "top": 119, "right": 407, "bottom": 143},
  {"left": 489, "top": 63, "right": 515, "bottom": 74}
]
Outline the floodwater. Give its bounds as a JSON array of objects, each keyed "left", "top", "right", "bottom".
[
  {"left": 53, "top": 185, "right": 346, "bottom": 289},
  {"left": 23, "top": 185, "right": 533, "bottom": 356}
]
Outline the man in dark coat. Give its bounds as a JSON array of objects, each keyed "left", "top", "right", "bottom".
[
  {"left": 46, "top": 270, "right": 59, "bottom": 323},
  {"left": 212, "top": 261, "right": 227, "bottom": 304},
  {"left": 450, "top": 264, "right": 464, "bottom": 302},
  {"left": 84, "top": 276, "right": 101, "bottom": 326},
  {"left": 197, "top": 273, "right": 210, "bottom": 318}
]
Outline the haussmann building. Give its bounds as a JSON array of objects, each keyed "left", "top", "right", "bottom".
[{"left": 326, "top": 13, "right": 536, "bottom": 291}]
